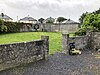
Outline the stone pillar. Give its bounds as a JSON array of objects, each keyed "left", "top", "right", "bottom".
[
  {"left": 62, "top": 34, "right": 69, "bottom": 54},
  {"left": 86, "top": 32, "right": 94, "bottom": 50},
  {"left": 41, "top": 36, "right": 49, "bottom": 60}
]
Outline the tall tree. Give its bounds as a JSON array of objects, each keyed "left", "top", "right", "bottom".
[
  {"left": 82, "top": 13, "right": 100, "bottom": 31},
  {"left": 79, "top": 12, "right": 88, "bottom": 24},
  {"left": 46, "top": 17, "right": 55, "bottom": 24},
  {"left": 57, "top": 17, "right": 67, "bottom": 23},
  {"left": 38, "top": 18, "right": 45, "bottom": 31},
  {"left": 93, "top": 8, "right": 100, "bottom": 14},
  {"left": 0, "top": 13, "right": 7, "bottom": 32},
  {"left": 38, "top": 18, "right": 45, "bottom": 23},
  {"left": 76, "top": 9, "right": 100, "bottom": 36}
]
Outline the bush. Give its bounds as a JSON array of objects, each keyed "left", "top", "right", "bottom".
[
  {"left": 0, "top": 20, "right": 30, "bottom": 33},
  {"left": 75, "top": 28, "right": 86, "bottom": 36},
  {"left": 77, "top": 12, "right": 100, "bottom": 36}
]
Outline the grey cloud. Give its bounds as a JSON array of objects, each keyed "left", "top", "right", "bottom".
[
  {"left": 4, "top": 0, "right": 60, "bottom": 11},
  {"left": 5, "top": 0, "right": 33, "bottom": 9},
  {"left": 0, "top": 0, "right": 100, "bottom": 22},
  {"left": 34, "top": 1, "right": 50, "bottom": 9}
]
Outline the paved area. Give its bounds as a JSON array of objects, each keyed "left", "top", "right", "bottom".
[{"left": 0, "top": 51, "right": 100, "bottom": 75}]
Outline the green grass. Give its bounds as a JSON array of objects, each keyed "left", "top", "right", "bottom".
[
  {"left": 0, "top": 32, "right": 62, "bottom": 54},
  {"left": 69, "top": 33, "right": 75, "bottom": 37}
]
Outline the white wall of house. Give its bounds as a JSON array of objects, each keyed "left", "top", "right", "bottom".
[
  {"left": 2, "top": 19, "right": 13, "bottom": 22},
  {"left": 19, "top": 20, "right": 37, "bottom": 24}
]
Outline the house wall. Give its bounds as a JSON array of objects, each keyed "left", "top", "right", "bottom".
[
  {"left": 0, "top": 36, "right": 49, "bottom": 71},
  {"left": 3, "top": 19, "right": 13, "bottom": 22},
  {"left": 19, "top": 21, "right": 37, "bottom": 24},
  {"left": 20, "top": 24, "right": 32, "bottom": 32}
]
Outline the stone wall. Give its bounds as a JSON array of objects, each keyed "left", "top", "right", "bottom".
[
  {"left": 62, "top": 34, "right": 88, "bottom": 53},
  {"left": 60, "top": 24, "right": 79, "bottom": 33},
  {"left": 91, "top": 32, "right": 100, "bottom": 49},
  {"left": 43, "top": 23, "right": 79, "bottom": 33},
  {"left": 15, "top": 23, "right": 79, "bottom": 33},
  {"left": 62, "top": 32, "right": 93, "bottom": 53},
  {"left": 0, "top": 36, "right": 49, "bottom": 71}
]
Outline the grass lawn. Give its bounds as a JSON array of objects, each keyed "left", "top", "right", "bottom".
[{"left": 0, "top": 32, "right": 62, "bottom": 54}]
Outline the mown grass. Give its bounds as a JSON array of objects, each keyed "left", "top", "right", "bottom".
[
  {"left": 0, "top": 32, "right": 62, "bottom": 54},
  {"left": 0, "top": 32, "right": 75, "bottom": 54}
]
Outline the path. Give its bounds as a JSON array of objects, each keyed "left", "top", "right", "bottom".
[{"left": 0, "top": 51, "right": 100, "bottom": 75}]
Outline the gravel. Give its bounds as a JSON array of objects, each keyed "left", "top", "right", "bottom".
[{"left": 0, "top": 51, "right": 100, "bottom": 75}]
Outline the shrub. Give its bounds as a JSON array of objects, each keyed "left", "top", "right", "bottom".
[{"left": 0, "top": 20, "right": 22, "bottom": 33}]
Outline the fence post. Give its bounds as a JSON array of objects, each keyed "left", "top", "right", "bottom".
[
  {"left": 62, "top": 34, "right": 69, "bottom": 54},
  {"left": 41, "top": 36, "right": 49, "bottom": 60}
]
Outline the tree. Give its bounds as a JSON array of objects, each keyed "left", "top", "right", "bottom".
[
  {"left": 38, "top": 18, "right": 45, "bottom": 23},
  {"left": 1, "top": 13, "right": 4, "bottom": 17},
  {"left": 38, "top": 18, "right": 45, "bottom": 31},
  {"left": 79, "top": 12, "right": 88, "bottom": 24},
  {"left": 46, "top": 17, "right": 55, "bottom": 24},
  {"left": 82, "top": 13, "right": 100, "bottom": 30},
  {"left": 57, "top": 17, "right": 67, "bottom": 23},
  {"left": 76, "top": 9, "right": 100, "bottom": 36},
  {"left": 93, "top": 8, "right": 100, "bottom": 14},
  {"left": 0, "top": 13, "right": 7, "bottom": 32}
]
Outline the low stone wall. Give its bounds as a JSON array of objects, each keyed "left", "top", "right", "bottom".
[
  {"left": 91, "top": 32, "right": 100, "bottom": 49},
  {"left": 62, "top": 32, "right": 93, "bottom": 53},
  {"left": 0, "top": 36, "right": 49, "bottom": 71},
  {"left": 62, "top": 34, "right": 87, "bottom": 53}
]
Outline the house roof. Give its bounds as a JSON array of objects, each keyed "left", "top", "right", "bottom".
[
  {"left": 62, "top": 19, "right": 79, "bottom": 24},
  {"left": 64, "top": 19, "right": 79, "bottom": 24},
  {"left": 0, "top": 14, "right": 13, "bottom": 20},
  {"left": 19, "top": 17, "right": 37, "bottom": 21}
]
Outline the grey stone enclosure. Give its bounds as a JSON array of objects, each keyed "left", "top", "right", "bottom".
[
  {"left": 0, "top": 36, "right": 49, "bottom": 71},
  {"left": 62, "top": 32, "right": 100, "bottom": 53},
  {"left": 39, "top": 23, "right": 79, "bottom": 33}
]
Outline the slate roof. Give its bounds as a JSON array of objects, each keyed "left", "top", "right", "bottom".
[
  {"left": 65, "top": 19, "right": 79, "bottom": 24},
  {"left": 0, "top": 14, "right": 13, "bottom": 20},
  {"left": 19, "top": 17, "right": 37, "bottom": 21}
]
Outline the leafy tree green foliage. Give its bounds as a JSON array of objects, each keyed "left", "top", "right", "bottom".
[
  {"left": 79, "top": 12, "right": 88, "bottom": 24},
  {"left": 57, "top": 17, "right": 67, "bottom": 23},
  {"left": 93, "top": 8, "right": 100, "bottom": 14},
  {"left": 46, "top": 17, "right": 55, "bottom": 24},
  {"left": 38, "top": 18, "right": 45, "bottom": 23},
  {"left": 82, "top": 13, "right": 100, "bottom": 31},
  {"left": 79, "top": 8, "right": 100, "bottom": 25},
  {"left": 0, "top": 20, "right": 7, "bottom": 32},
  {"left": 0, "top": 20, "right": 26, "bottom": 33},
  {"left": 76, "top": 8, "right": 100, "bottom": 36}
]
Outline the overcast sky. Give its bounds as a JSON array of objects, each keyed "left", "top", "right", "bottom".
[{"left": 0, "top": 0, "right": 100, "bottom": 22}]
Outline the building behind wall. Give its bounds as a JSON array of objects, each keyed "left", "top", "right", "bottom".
[
  {"left": 19, "top": 16, "right": 37, "bottom": 24},
  {"left": 42, "top": 19, "right": 79, "bottom": 33},
  {"left": 0, "top": 13, "right": 13, "bottom": 22}
]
